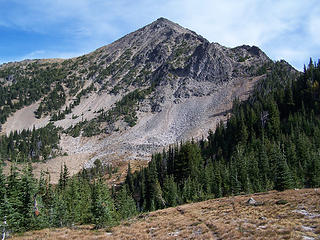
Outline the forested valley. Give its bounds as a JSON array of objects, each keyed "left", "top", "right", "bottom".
[{"left": 1, "top": 59, "right": 320, "bottom": 234}]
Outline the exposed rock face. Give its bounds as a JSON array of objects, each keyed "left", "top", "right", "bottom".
[{"left": 0, "top": 18, "right": 272, "bottom": 168}]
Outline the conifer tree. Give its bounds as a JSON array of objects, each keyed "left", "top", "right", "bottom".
[
  {"left": 91, "top": 179, "right": 116, "bottom": 229},
  {"left": 154, "top": 179, "right": 165, "bottom": 209},
  {"left": 203, "top": 161, "right": 213, "bottom": 196},
  {"left": 274, "top": 146, "right": 293, "bottom": 191},
  {"left": 58, "top": 163, "right": 69, "bottom": 190},
  {"left": 229, "top": 159, "right": 241, "bottom": 195},
  {"left": 116, "top": 186, "right": 137, "bottom": 220},
  {"left": 212, "top": 161, "right": 223, "bottom": 198},
  {"left": 258, "top": 142, "right": 270, "bottom": 191},
  {"left": 162, "top": 175, "right": 178, "bottom": 207},
  {"left": 6, "top": 165, "right": 23, "bottom": 232},
  {"left": 145, "top": 159, "right": 158, "bottom": 211},
  {"left": 306, "top": 151, "right": 320, "bottom": 187},
  {"left": 125, "top": 162, "right": 134, "bottom": 194},
  {"left": 51, "top": 192, "right": 68, "bottom": 227},
  {"left": 19, "top": 163, "right": 36, "bottom": 231},
  {"left": 0, "top": 165, "right": 6, "bottom": 225}
]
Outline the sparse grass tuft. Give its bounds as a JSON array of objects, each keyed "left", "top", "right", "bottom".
[{"left": 12, "top": 188, "right": 320, "bottom": 240}]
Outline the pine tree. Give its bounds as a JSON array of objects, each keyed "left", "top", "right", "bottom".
[
  {"left": 162, "top": 175, "right": 178, "bottom": 207},
  {"left": 125, "top": 162, "right": 134, "bottom": 194},
  {"left": 154, "top": 179, "right": 165, "bottom": 209},
  {"left": 51, "top": 192, "right": 68, "bottom": 227},
  {"left": 274, "top": 146, "right": 293, "bottom": 191},
  {"left": 19, "top": 163, "right": 36, "bottom": 231},
  {"left": 233, "top": 145, "right": 250, "bottom": 193},
  {"left": 0, "top": 164, "right": 6, "bottom": 227},
  {"left": 144, "top": 160, "right": 158, "bottom": 211},
  {"left": 6, "top": 165, "right": 23, "bottom": 232},
  {"left": 116, "top": 187, "right": 137, "bottom": 220},
  {"left": 181, "top": 177, "right": 202, "bottom": 203},
  {"left": 247, "top": 151, "right": 261, "bottom": 193},
  {"left": 212, "top": 161, "right": 222, "bottom": 198},
  {"left": 202, "top": 161, "right": 213, "bottom": 196},
  {"left": 64, "top": 178, "right": 82, "bottom": 225},
  {"left": 258, "top": 142, "right": 270, "bottom": 191},
  {"left": 266, "top": 99, "right": 281, "bottom": 140},
  {"left": 229, "top": 159, "right": 241, "bottom": 195},
  {"left": 306, "top": 151, "right": 320, "bottom": 187},
  {"left": 90, "top": 179, "right": 116, "bottom": 229},
  {"left": 174, "top": 142, "right": 203, "bottom": 184},
  {"left": 58, "top": 163, "right": 69, "bottom": 190}
]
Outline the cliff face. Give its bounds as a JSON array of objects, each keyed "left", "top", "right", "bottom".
[{"left": 0, "top": 18, "right": 272, "bottom": 169}]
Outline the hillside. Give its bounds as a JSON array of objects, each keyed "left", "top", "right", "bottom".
[
  {"left": 0, "top": 18, "right": 273, "bottom": 178},
  {"left": 11, "top": 188, "right": 320, "bottom": 240},
  {"left": 1, "top": 18, "right": 320, "bottom": 239}
]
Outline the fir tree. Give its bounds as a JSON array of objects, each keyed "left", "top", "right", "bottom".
[
  {"left": 162, "top": 175, "right": 179, "bottom": 207},
  {"left": 0, "top": 165, "right": 6, "bottom": 226},
  {"left": 6, "top": 165, "right": 23, "bottom": 232},
  {"left": 19, "top": 164, "right": 36, "bottom": 231},
  {"left": 90, "top": 179, "right": 116, "bottom": 229},
  {"left": 274, "top": 146, "right": 293, "bottom": 191},
  {"left": 116, "top": 187, "right": 137, "bottom": 220}
]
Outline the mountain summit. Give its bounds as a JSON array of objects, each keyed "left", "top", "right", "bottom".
[{"left": 0, "top": 18, "right": 273, "bottom": 177}]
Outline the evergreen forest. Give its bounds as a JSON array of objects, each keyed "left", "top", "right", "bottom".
[
  {"left": 123, "top": 60, "right": 320, "bottom": 211},
  {"left": 0, "top": 59, "right": 320, "bottom": 234}
]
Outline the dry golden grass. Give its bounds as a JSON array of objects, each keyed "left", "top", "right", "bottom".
[
  {"left": 12, "top": 188, "right": 320, "bottom": 240},
  {"left": 103, "top": 158, "right": 149, "bottom": 186}
]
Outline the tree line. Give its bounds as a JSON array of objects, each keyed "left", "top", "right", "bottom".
[
  {"left": 1, "top": 59, "right": 320, "bottom": 234},
  {"left": 0, "top": 123, "right": 60, "bottom": 162},
  {"left": 0, "top": 160, "right": 136, "bottom": 235},
  {"left": 122, "top": 59, "right": 320, "bottom": 212}
]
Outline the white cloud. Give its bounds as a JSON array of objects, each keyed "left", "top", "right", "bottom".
[
  {"left": 157, "top": 0, "right": 319, "bottom": 70},
  {"left": 1, "top": 0, "right": 320, "bottom": 70},
  {"left": 19, "top": 49, "right": 87, "bottom": 61},
  {"left": 308, "top": 10, "right": 320, "bottom": 45},
  {"left": 162, "top": 0, "right": 307, "bottom": 46}
]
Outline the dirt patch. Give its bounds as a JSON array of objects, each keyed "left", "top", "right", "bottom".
[
  {"left": 3, "top": 153, "right": 91, "bottom": 184},
  {"left": 1, "top": 102, "right": 50, "bottom": 135}
]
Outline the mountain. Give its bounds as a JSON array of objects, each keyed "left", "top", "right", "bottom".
[
  {"left": 2, "top": 18, "right": 320, "bottom": 239},
  {"left": 0, "top": 18, "right": 276, "bottom": 176}
]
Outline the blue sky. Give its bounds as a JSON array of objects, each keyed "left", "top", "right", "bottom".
[{"left": 0, "top": 0, "right": 319, "bottom": 70}]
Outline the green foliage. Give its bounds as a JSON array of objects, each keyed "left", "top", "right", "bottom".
[
  {"left": 0, "top": 63, "right": 70, "bottom": 123},
  {"left": 0, "top": 123, "right": 60, "bottom": 162},
  {"left": 65, "top": 87, "right": 153, "bottom": 137},
  {"left": 82, "top": 121, "right": 101, "bottom": 137},
  {"left": 124, "top": 59, "right": 320, "bottom": 214},
  {"left": 35, "top": 83, "right": 66, "bottom": 118},
  {"left": 0, "top": 161, "right": 133, "bottom": 234},
  {"left": 115, "top": 187, "right": 137, "bottom": 220},
  {"left": 238, "top": 56, "right": 250, "bottom": 62},
  {"left": 162, "top": 175, "right": 179, "bottom": 207},
  {"left": 91, "top": 179, "right": 116, "bottom": 229},
  {"left": 98, "top": 88, "right": 152, "bottom": 126},
  {"left": 273, "top": 145, "right": 293, "bottom": 191}
]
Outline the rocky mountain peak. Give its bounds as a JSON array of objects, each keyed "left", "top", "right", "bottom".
[
  {"left": 0, "top": 18, "right": 275, "bottom": 171},
  {"left": 146, "top": 17, "right": 195, "bottom": 35}
]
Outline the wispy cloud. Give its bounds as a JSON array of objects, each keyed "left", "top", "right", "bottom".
[
  {"left": 20, "top": 49, "right": 86, "bottom": 60},
  {"left": 0, "top": 0, "right": 319, "bottom": 70}
]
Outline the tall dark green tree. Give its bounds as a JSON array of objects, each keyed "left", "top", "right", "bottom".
[
  {"left": 162, "top": 175, "right": 179, "bottom": 207},
  {"left": 273, "top": 146, "right": 293, "bottom": 191},
  {"left": 91, "top": 179, "right": 116, "bottom": 229},
  {"left": 0, "top": 165, "right": 6, "bottom": 223},
  {"left": 115, "top": 187, "right": 137, "bottom": 220},
  {"left": 19, "top": 164, "right": 36, "bottom": 231}
]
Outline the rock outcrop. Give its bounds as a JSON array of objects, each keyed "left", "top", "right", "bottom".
[{"left": 0, "top": 18, "right": 273, "bottom": 169}]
